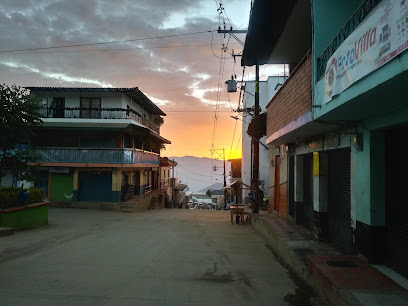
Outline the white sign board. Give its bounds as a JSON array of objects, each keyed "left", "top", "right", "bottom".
[{"left": 325, "top": 0, "right": 408, "bottom": 103}]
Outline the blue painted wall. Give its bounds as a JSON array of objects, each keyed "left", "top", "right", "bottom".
[{"left": 112, "top": 191, "right": 121, "bottom": 202}]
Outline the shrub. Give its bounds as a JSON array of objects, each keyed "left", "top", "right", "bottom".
[
  {"left": 0, "top": 187, "right": 45, "bottom": 209},
  {"left": 27, "top": 188, "right": 44, "bottom": 204}
]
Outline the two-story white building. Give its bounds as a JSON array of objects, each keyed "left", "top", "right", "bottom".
[{"left": 27, "top": 87, "right": 171, "bottom": 203}]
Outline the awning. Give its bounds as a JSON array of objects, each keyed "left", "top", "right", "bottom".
[
  {"left": 222, "top": 180, "right": 253, "bottom": 191},
  {"left": 149, "top": 131, "right": 171, "bottom": 144},
  {"left": 174, "top": 183, "right": 187, "bottom": 191},
  {"left": 241, "top": 0, "right": 311, "bottom": 66},
  {"left": 160, "top": 157, "right": 177, "bottom": 167}
]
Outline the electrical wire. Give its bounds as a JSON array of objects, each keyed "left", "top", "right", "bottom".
[
  {"left": 1, "top": 42, "right": 241, "bottom": 56},
  {"left": 163, "top": 110, "right": 233, "bottom": 112},
  {"left": 0, "top": 30, "right": 216, "bottom": 54},
  {"left": 176, "top": 161, "right": 222, "bottom": 178},
  {"left": 210, "top": 32, "right": 233, "bottom": 60},
  {"left": 176, "top": 170, "right": 214, "bottom": 184}
]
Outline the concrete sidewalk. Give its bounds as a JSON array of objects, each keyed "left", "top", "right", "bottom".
[{"left": 251, "top": 214, "right": 408, "bottom": 306}]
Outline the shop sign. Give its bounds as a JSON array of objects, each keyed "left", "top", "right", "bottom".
[
  {"left": 324, "top": 135, "right": 340, "bottom": 148},
  {"left": 308, "top": 140, "right": 322, "bottom": 151},
  {"left": 325, "top": 0, "right": 408, "bottom": 103}
]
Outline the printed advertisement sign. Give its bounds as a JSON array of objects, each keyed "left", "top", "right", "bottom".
[{"left": 325, "top": 0, "right": 408, "bottom": 103}]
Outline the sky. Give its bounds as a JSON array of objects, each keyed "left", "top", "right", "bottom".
[{"left": 0, "top": 0, "right": 280, "bottom": 159}]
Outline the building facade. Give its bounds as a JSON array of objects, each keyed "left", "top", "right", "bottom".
[
  {"left": 242, "top": 0, "right": 408, "bottom": 279},
  {"left": 240, "top": 77, "right": 281, "bottom": 203},
  {"left": 27, "top": 87, "right": 171, "bottom": 203}
]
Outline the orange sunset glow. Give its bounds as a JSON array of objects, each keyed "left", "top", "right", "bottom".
[{"left": 160, "top": 110, "right": 243, "bottom": 158}]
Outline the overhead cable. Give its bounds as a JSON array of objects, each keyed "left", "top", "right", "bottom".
[{"left": 0, "top": 30, "right": 215, "bottom": 54}]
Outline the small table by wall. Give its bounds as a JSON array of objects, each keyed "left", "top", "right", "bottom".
[{"left": 230, "top": 205, "right": 244, "bottom": 224}]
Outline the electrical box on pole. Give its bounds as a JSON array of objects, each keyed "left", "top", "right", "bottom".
[{"left": 226, "top": 79, "right": 237, "bottom": 92}]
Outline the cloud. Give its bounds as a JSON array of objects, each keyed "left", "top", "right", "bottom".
[{"left": 0, "top": 0, "right": 250, "bottom": 157}]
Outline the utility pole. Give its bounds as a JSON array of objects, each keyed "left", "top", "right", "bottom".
[
  {"left": 211, "top": 148, "right": 227, "bottom": 209},
  {"left": 223, "top": 148, "right": 227, "bottom": 210},
  {"left": 252, "top": 64, "right": 260, "bottom": 214},
  {"left": 172, "top": 159, "right": 175, "bottom": 208}
]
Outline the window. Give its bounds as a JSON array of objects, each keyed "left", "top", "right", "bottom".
[
  {"left": 51, "top": 97, "right": 65, "bottom": 118},
  {"left": 123, "top": 134, "right": 132, "bottom": 148},
  {"left": 80, "top": 98, "right": 101, "bottom": 118}
]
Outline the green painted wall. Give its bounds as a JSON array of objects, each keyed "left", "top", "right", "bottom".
[
  {"left": 364, "top": 105, "right": 408, "bottom": 131},
  {"left": 370, "top": 132, "right": 385, "bottom": 226},
  {"left": 354, "top": 129, "right": 371, "bottom": 225},
  {"left": 314, "top": 52, "right": 408, "bottom": 119},
  {"left": 50, "top": 173, "right": 73, "bottom": 202},
  {"left": 354, "top": 130, "right": 385, "bottom": 226},
  {"left": 313, "top": 0, "right": 361, "bottom": 60},
  {"left": 0, "top": 204, "right": 48, "bottom": 229}
]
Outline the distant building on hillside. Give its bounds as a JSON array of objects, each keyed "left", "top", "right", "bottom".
[{"left": 211, "top": 190, "right": 224, "bottom": 210}]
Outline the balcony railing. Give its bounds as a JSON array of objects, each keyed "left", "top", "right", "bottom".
[
  {"left": 39, "top": 107, "right": 160, "bottom": 134},
  {"left": 32, "top": 147, "right": 159, "bottom": 165},
  {"left": 316, "top": 0, "right": 381, "bottom": 79}
]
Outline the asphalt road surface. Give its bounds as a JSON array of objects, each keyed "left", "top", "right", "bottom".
[{"left": 0, "top": 208, "right": 312, "bottom": 305}]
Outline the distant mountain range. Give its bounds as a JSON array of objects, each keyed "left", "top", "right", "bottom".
[
  {"left": 199, "top": 182, "right": 224, "bottom": 193},
  {"left": 169, "top": 156, "right": 231, "bottom": 193}
]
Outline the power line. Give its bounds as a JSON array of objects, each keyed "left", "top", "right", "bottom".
[
  {"left": 165, "top": 110, "right": 234, "bottom": 113},
  {"left": 176, "top": 170, "right": 214, "bottom": 184},
  {"left": 210, "top": 31, "right": 234, "bottom": 60},
  {"left": 0, "top": 30, "right": 215, "bottom": 54},
  {"left": 1, "top": 42, "right": 241, "bottom": 56},
  {"left": 176, "top": 161, "right": 220, "bottom": 178}
]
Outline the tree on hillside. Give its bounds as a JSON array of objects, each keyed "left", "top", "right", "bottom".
[
  {"left": 206, "top": 189, "right": 212, "bottom": 197},
  {"left": 0, "top": 84, "right": 43, "bottom": 185}
]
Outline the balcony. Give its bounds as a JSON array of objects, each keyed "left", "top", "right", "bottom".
[
  {"left": 39, "top": 107, "right": 160, "bottom": 134},
  {"left": 32, "top": 147, "right": 159, "bottom": 165}
]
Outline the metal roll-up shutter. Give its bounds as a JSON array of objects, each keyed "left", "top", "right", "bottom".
[
  {"left": 328, "top": 148, "right": 354, "bottom": 254},
  {"left": 79, "top": 171, "right": 112, "bottom": 202},
  {"left": 387, "top": 225, "right": 408, "bottom": 278},
  {"left": 386, "top": 125, "right": 408, "bottom": 278},
  {"left": 303, "top": 154, "right": 314, "bottom": 230}
]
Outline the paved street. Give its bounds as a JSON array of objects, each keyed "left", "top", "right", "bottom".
[{"left": 0, "top": 208, "right": 312, "bottom": 305}]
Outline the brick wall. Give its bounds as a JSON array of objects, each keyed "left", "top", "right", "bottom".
[{"left": 266, "top": 52, "right": 312, "bottom": 138}]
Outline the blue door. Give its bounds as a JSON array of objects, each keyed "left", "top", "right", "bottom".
[
  {"left": 79, "top": 172, "right": 112, "bottom": 202},
  {"left": 36, "top": 172, "right": 49, "bottom": 197}
]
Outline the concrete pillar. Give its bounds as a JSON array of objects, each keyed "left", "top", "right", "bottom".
[
  {"left": 353, "top": 129, "right": 386, "bottom": 263},
  {"left": 313, "top": 151, "right": 328, "bottom": 241},
  {"left": 73, "top": 169, "right": 79, "bottom": 201},
  {"left": 294, "top": 155, "right": 304, "bottom": 224},
  {"left": 112, "top": 168, "right": 122, "bottom": 202}
]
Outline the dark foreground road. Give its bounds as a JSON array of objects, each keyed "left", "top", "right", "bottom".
[{"left": 0, "top": 208, "right": 314, "bottom": 305}]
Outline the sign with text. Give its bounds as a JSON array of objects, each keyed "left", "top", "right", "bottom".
[
  {"left": 325, "top": 0, "right": 408, "bottom": 103},
  {"left": 313, "top": 152, "right": 320, "bottom": 177}
]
